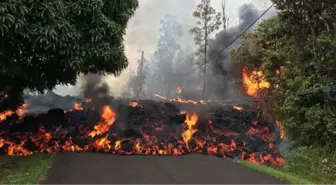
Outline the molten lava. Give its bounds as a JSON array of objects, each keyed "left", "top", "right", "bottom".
[
  {"left": 154, "top": 86, "right": 207, "bottom": 105},
  {"left": 0, "top": 99, "right": 285, "bottom": 168},
  {"left": 0, "top": 104, "right": 28, "bottom": 121}
]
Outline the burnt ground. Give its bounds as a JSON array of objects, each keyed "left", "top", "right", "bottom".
[{"left": 40, "top": 153, "right": 288, "bottom": 184}]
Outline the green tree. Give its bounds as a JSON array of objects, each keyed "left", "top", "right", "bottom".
[
  {"left": 0, "top": 0, "right": 138, "bottom": 110},
  {"left": 190, "top": 0, "right": 221, "bottom": 100},
  {"left": 230, "top": 0, "right": 336, "bottom": 149}
]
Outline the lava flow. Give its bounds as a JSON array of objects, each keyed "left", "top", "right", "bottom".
[{"left": 0, "top": 97, "right": 286, "bottom": 168}]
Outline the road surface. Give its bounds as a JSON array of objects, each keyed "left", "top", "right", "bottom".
[{"left": 41, "top": 153, "right": 287, "bottom": 184}]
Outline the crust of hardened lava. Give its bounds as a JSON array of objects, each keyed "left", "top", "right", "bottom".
[{"left": 40, "top": 152, "right": 289, "bottom": 184}]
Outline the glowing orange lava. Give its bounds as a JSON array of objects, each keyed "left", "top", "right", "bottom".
[
  {"left": 0, "top": 104, "right": 28, "bottom": 121},
  {"left": 233, "top": 106, "right": 243, "bottom": 111}
]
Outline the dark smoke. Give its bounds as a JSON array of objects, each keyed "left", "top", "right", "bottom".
[
  {"left": 207, "top": 4, "right": 261, "bottom": 100},
  {"left": 81, "top": 74, "right": 114, "bottom": 108}
]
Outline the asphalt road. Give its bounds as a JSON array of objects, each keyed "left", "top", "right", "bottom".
[{"left": 40, "top": 153, "right": 287, "bottom": 184}]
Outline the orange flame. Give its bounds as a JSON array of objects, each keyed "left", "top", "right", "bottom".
[
  {"left": 177, "top": 86, "right": 183, "bottom": 94},
  {"left": 154, "top": 94, "right": 205, "bottom": 105},
  {"left": 242, "top": 68, "right": 270, "bottom": 97},
  {"left": 182, "top": 113, "right": 198, "bottom": 148},
  {"left": 128, "top": 102, "right": 139, "bottom": 107},
  {"left": 233, "top": 106, "right": 243, "bottom": 111},
  {"left": 0, "top": 100, "right": 285, "bottom": 167},
  {"left": 0, "top": 104, "right": 28, "bottom": 121},
  {"left": 74, "top": 103, "right": 84, "bottom": 110},
  {"left": 275, "top": 120, "right": 286, "bottom": 141},
  {"left": 88, "top": 106, "right": 116, "bottom": 137}
]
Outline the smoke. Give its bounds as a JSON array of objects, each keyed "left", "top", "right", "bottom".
[
  {"left": 81, "top": 74, "right": 114, "bottom": 108},
  {"left": 51, "top": 1, "right": 278, "bottom": 102},
  {"left": 206, "top": 3, "right": 277, "bottom": 100}
]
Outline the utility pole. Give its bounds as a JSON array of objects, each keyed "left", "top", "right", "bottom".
[
  {"left": 136, "top": 51, "right": 144, "bottom": 98},
  {"left": 221, "top": 0, "right": 229, "bottom": 29}
]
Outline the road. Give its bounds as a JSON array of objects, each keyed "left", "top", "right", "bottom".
[{"left": 40, "top": 153, "right": 287, "bottom": 184}]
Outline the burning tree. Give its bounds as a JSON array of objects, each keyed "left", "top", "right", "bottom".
[{"left": 0, "top": 0, "right": 138, "bottom": 110}]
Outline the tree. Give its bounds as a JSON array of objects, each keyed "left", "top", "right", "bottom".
[
  {"left": 190, "top": 0, "right": 221, "bottom": 100},
  {"left": 0, "top": 0, "right": 138, "bottom": 110},
  {"left": 230, "top": 0, "right": 336, "bottom": 149},
  {"left": 147, "top": 14, "right": 182, "bottom": 97}
]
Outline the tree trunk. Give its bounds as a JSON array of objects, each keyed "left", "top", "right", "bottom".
[{"left": 203, "top": 4, "right": 209, "bottom": 101}]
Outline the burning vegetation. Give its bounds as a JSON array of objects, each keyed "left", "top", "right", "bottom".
[{"left": 241, "top": 68, "right": 271, "bottom": 98}]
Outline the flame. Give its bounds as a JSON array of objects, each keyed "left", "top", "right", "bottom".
[
  {"left": 177, "top": 86, "right": 183, "bottom": 94},
  {"left": 233, "top": 106, "right": 243, "bottom": 111},
  {"left": 0, "top": 101, "right": 285, "bottom": 167},
  {"left": 242, "top": 68, "right": 270, "bottom": 97},
  {"left": 0, "top": 104, "right": 28, "bottom": 121},
  {"left": 88, "top": 106, "right": 116, "bottom": 137},
  {"left": 0, "top": 110, "right": 14, "bottom": 121},
  {"left": 275, "top": 120, "right": 286, "bottom": 140},
  {"left": 74, "top": 103, "right": 84, "bottom": 110},
  {"left": 128, "top": 101, "right": 139, "bottom": 107},
  {"left": 154, "top": 94, "right": 205, "bottom": 105},
  {"left": 182, "top": 113, "right": 198, "bottom": 148}
]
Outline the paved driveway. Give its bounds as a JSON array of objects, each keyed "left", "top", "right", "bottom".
[{"left": 41, "top": 153, "right": 287, "bottom": 184}]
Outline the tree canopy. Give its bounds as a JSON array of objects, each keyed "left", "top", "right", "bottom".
[
  {"left": 0, "top": 0, "right": 138, "bottom": 109},
  {"left": 0, "top": 0, "right": 138, "bottom": 91}
]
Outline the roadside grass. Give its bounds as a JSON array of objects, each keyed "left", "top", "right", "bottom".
[
  {"left": 240, "top": 146, "right": 336, "bottom": 184},
  {"left": 0, "top": 153, "right": 52, "bottom": 184},
  {"left": 238, "top": 160, "right": 313, "bottom": 184}
]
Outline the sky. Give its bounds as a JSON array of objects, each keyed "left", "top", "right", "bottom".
[{"left": 53, "top": 0, "right": 273, "bottom": 97}]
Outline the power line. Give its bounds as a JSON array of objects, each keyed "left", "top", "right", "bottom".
[
  {"left": 175, "top": 2, "right": 255, "bottom": 66},
  {"left": 186, "top": 2, "right": 275, "bottom": 76}
]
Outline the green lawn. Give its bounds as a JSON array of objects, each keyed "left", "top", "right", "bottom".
[
  {"left": 239, "top": 146, "right": 336, "bottom": 185},
  {"left": 0, "top": 153, "right": 52, "bottom": 184}
]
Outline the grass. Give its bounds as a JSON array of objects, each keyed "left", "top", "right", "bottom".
[
  {"left": 238, "top": 160, "right": 313, "bottom": 184},
  {"left": 239, "top": 146, "right": 336, "bottom": 185},
  {"left": 0, "top": 153, "right": 52, "bottom": 184}
]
